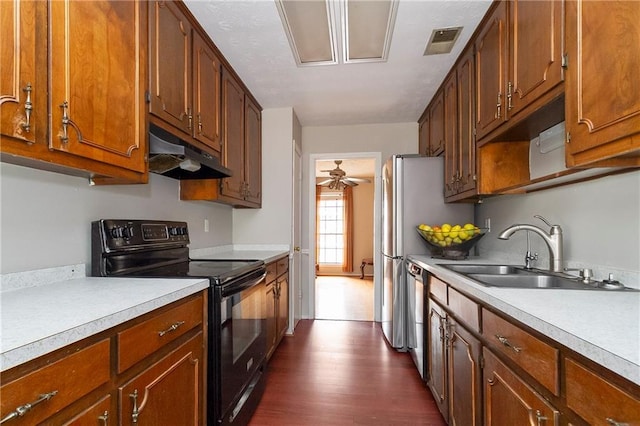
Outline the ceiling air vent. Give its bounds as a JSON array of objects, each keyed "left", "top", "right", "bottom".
[{"left": 424, "top": 27, "right": 462, "bottom": 55}]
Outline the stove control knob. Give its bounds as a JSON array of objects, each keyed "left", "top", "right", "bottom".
[
  {"left": 181, "top": 226, "right": 188, "bottom": 236},
  {"left": 122, "top": 226, "right": 133, "bottom": 239},
  {"left": 110, "top": 227, "right": 123, "bottom": 238},
  {"left": 168, "top": 227, "right": 178, "bottom": 236}
]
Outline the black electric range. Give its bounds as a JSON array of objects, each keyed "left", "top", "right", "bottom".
[{"left": 91, "top": 219, "right": 267, "bottom": 426}]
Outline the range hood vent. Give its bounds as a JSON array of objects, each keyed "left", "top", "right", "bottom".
[{"left": 148, "top": 124, "right": 232, "bottom": 180}]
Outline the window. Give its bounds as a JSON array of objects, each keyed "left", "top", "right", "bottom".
[{"left": 317, "top": 194, "right": 344, "bottom": 264}]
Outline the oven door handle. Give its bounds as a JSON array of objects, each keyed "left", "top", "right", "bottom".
[{"left": 221, "top": 271, "right": 267, "bottom": 297}]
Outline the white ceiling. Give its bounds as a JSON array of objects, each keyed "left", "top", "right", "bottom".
[{"left": 184, "top": 0, "right": 492, "bottom": 127}]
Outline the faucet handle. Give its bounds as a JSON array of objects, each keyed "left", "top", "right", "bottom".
[
  {"left": 564, "top": 268, "right": 594, "bottom": 283},
  {"left": 534, "top": 215, "right": 553, "bottom": 227}
]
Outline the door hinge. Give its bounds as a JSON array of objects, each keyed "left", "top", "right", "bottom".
[
  {"left": 145, "top": 90, "right": 151, "bottom": 103},
  {"left": 561, "top": 53, "right": 569, "bottom": 69},
  {"left": 479, "top": 354, "right": 485, "bottom": 369}
]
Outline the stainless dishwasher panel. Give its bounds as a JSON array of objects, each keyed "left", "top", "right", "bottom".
[{"left": 406, "top": 259, "right": 425, "bottom": 380}]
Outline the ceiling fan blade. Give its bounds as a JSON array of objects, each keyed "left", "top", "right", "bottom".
[
  {"left": 317, "top": 179, "right": 333, "bottom": 185},
  {"left": 345, "top": 177, "right": 371, "bottom": 183},
  {"left": 342, "top": 179, "right": 358, "bottom": 187}
]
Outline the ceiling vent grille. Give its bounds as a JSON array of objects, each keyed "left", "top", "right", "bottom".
[{"left": 424, "top": 27, "right": 462, "bottom": 55}]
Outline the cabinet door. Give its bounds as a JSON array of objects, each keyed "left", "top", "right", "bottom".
[
  {"left": 565, "top": 0, "right": 640, "bottom": 166},
  {"left": 119, "top": 332, "right": 203, "bottom": 426},
  {"left": 244, "top": 97, "right": 262, "bottom": 206},
  {"left": 428, "top": 91, "right": 445, "bottom": 157},
  {"left": 427, "top": 299, "right": 448, "bottom": 421},
  {"left": 276, "top": 275, "right": 289, "bottom": 341},
  {"left": 220, "top": 69, "right": 245, "bottom": 201},
  {"left": 456, "top": 48, "right": 477, "bottom": 197},
  {"left": 148, "top": 0, "right": 192, "bottom": 135},
  {"left": 49, "top": 0, "right": 145, "bottom": 173},
  {"left": 265, "top": 282, "right": 277, "bottom": 359},
  {"left": 192, "top": 31, "right": 221, "bottom": 153},
  {"left": 475, "top": 1, "right": 508, "bottom": 140},
  {"left": 418, "top": 112, "right": 430, "bottom": 156},
  {"left": 508, "top": 0, "right": 564, "bottom": 117},
  {"left": 448, "top": 321, "right": 481, "bottom": 426},
  {"left": 0, "top": 0, "right": 38, "bottom": 145},
  {"left": 443, "top": 72, "right": 458, "bottom": 198},
  {"left": 483, "top": 348, "right": 560, "bottom": 426}
]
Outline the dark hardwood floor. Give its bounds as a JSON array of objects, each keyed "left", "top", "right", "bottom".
[{"left": 249, "top": 320, "right": 447, "bottom": 425}]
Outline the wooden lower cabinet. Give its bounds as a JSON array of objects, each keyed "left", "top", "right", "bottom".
[
  {"left": 265, "top": 256, "right": 289, "bottom": 360},
  {"left": 119, "top": 332, "right": 203, "bottom": 425},
  {"left": 0, "top": 292, "right": 206, "bottom": 426},
  {"left": 483, "top": 348, "right": 560, "bottom": 425},
  {"left": 427, "top": 299, "right": 448, "bottom": 421}
]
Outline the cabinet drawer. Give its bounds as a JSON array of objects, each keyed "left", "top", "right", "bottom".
[
  {"left": 276, "top": 256, "right": 288, "bottom": 276},
  {"left": 117, "top": 295, "right": 204, "bottom": 373},
  {"left": 429, "top": 276, "right": 448, "bottom": 304},
  {"left": 0, "top": 339, "right": 110, "bottom": 426},
  {"left": 482, "top": 308, "right": 559, "bottom": 395},
  {"left": 266, "top": 262, "right": 277, "bottom": 284},
  {"left": 448, "top": 288, "right": 479, "bottom": 332},
  {"left": 565, "top": 358, "right": 640, "bottom": 425}
]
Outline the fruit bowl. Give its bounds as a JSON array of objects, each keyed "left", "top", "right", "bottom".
[{"left": 416, "top": 225, "right": 487, "bottom": 260}]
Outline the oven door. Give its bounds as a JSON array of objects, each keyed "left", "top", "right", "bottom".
[{"left": 215, "top": 269, "right": 267, "bottom": 425}]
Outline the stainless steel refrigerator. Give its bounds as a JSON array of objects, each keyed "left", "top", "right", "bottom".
[{"left": 381, "top": 155, "right": 473, "bottom": 350}]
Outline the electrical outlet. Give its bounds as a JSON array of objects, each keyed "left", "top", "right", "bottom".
[
  {"left": 485, "top": 218, "right": 491, "bottom": 232},
  {"left": 204, "top": 219, "right": 209, "bottom": 232}
]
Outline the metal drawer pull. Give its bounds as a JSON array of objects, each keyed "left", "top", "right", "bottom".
[
  {"left": 98, "top": 410, "right": 109, "bottom": 426},
  {"left": 130, "top": 389, "right": 140, "bottom": 424},
  {"left": 0, "top": 390, "right": 58, "bottom": 424},
  {"left": 535, "top": 410, "right": 547, "bottom": 426},
  {"left": 21, "top": 83, "right": 33, "bottom": 132},
  {"left": 495, "top": 334, "right": 522, "bottom": 353},
  {"left": 158, "top": 320, "right": 185, "bottom": 337},
  {"left": 60, "top": 101, "right": 70, "bottom": 143},
  {"left": 606, "top": 419, "right": 629, "bottom": 426}
]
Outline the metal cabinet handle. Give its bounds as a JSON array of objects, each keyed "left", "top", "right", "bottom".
[
  {"left": 98, "top": 410, "right": 109, "bottom": 426},
  {"left": 535, "top": 410, "right": 547, "bottom": 426},
  {"left": 158, "top": 320, "right": 185, "bottom": 337},
  {"left": 495, "top": 334, "right": 522, "bottom": 353},
  {"left": 495, "top": 92, "right": 502, "bottom": 119},
  {"left": 0, "top": 391, "right": 58, "bottom": 424},
  {"left": 60, "top": 101, "right": 70, "bottom": 143},
  {"left": 197, "top": 113, "right": 203, "bottom": 134},
  {"left": 186, "top": 108, "right": 193, "bottom": 131},
  {"left": 507, "top": 81, "right": 513, "bottom": 111},
  {"left": 21, "top": 83, "right": 33, "bottom": 132},
  {"left": 129, "top": 389, "right": 140, "bottom": 424},
  {"left": 606, "top": 419, "right": 629, "bottom": 426}
]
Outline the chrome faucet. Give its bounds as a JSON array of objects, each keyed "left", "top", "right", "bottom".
[{"left": 498, "top": 215, "right": 564, "bottom": 272}]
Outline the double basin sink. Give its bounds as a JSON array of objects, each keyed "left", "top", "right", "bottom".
[{"left": 439, "top": 264, "right": 637, "bottom": 291}]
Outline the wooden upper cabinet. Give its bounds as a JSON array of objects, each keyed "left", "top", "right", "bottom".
[
  {"left": 443, "top": 72, "right": 458, "bottom": 198},
  {"left": 244, "top": 97, "right": 262, "bottom": 206},
  {"left": 565, "top": 0, "right": 640, "bottom": 167},
  {"left": 193, "top": 32, "right": 222, "bottom": 153},
  {"left": 220, "top": 69, "right": 246, "bottom": 202},
  {"left": 1, "top": 0, "right": 38, "bottom": 145},
  {"left": 418, "top": 111, "right": 430, "bottom": 156},
  {"left": 508, "top": 0, "right": 564, "bottom": 117},
  {"left": 148, "top": 0, "right": 192, "bottom": 135},
  {"left": 456, "top": 48, "right": 477, "bottom": 197},
  {"left": 49, "top": 0, "right": 146, "bottom": 174},
  {"left": 476, "top": 0, "right": 564, "bottom": 143},
  {"left": 429, "top": 91, "right": 445, "bottom": 156},
  {"left": 475, "top": 1, "right": 508, "bottom": 140}
]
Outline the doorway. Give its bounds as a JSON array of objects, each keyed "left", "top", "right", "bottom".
[{"left": 311, "top": 154, "right": 379, "bottom": 321}]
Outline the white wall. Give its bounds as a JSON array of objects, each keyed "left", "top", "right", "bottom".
[
  {"left": 476, "top": 171, "right": 640, "bottom": 284},
  {"left": 232, "top": 107, "right": 297, "bottom": 245},
  {"left": 0, "top": 163, "right": 232, "bottom": 274}
]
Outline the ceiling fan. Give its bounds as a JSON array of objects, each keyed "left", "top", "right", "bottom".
[{"left": 318, "top": 160, "right": 371, "bottom": 190}]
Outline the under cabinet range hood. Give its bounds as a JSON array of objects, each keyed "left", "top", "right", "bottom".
[{"left": 148, "top": 124, "right": 232, "bottom": 180}]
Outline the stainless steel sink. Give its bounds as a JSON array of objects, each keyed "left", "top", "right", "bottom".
[
  {"left": 439, "top": 264, "right": 533, "bottom": 275},
  {"left": 438, "top": 263, "right": 638, "bottom": 291}
]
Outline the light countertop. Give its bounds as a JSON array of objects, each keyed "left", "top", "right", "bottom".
[
  {"left": 1, "top": 275, "right": 208, "bottom": 372},
  {"left": 408, "top": 255, "right": 640, "bottom": 386}
]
